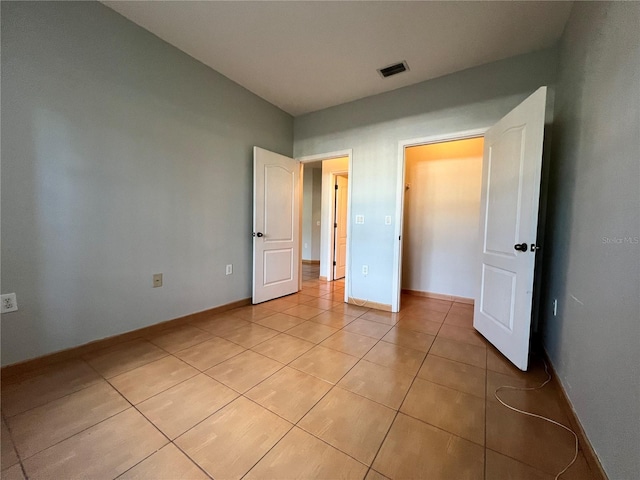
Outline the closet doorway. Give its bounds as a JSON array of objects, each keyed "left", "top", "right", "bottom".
[{"left": 401, "top": 137, "right": 484, "bottom": 304}]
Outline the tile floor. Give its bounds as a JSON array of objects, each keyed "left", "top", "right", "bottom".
[{"left": 0, "top": 264, "right": 600, "bottom": 479}]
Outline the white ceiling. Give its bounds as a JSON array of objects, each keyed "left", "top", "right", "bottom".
[{"left": 103, "top": 1, "right": 572, "bottom": 116}]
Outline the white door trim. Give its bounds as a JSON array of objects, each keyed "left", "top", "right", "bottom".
[
  {"left": 331, "top": 173, "right": 349, "bottom": 281},
  {"left": 298, "top": 150, "right": 353, "bottom": 304},
  {"left": 298, "top": 150, "right": 352, "bottom": 163},
  {"left": 392, "top": 128, "right": 489, "bottom": 312}
]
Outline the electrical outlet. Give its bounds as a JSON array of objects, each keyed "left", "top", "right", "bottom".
[
  {"left": 553, "top": 299, "right": 558, "bottom": 316},
  {"left": 153, "top": 273, "right": 163, "bottom": 288},
  {"left": 384, "top": 215, "right": 392, "bottom": 225},
  {"left": 355, "top": 215, "right": 365, "bottom": 224},
  {"left": 1, "top": 293, "right": 18, "bottom": 313},
  {"left": 226, "top": 264, "right": 233, "bottom": 275},
  {"left": 362, "top": 265, "right": 368, "bottom": 275}
]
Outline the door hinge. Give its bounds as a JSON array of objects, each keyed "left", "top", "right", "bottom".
[
  {"left": 333, "top": 261, "right": 337, "bottom": 266},
  {"left": 334, "top": 223, "right": 338, "bottom": 228},
  {"left": 335, "top": 184, "right": 339, "bottom": 190}
]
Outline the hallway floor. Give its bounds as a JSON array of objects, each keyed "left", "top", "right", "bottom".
[{"left": 1, "top": 265, "right": 599, "bottom": 479}]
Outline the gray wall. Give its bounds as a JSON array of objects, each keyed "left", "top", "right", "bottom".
[
  {"left": 311, "top": 168, "right": 322, "bottom": 261},
  {"left": 1, "top": 2, "right": 293, "bottom": 366},
  {"left": 295, "top": 49, "right": 558, "bottom": 305},
  {"left": 541, "top": 3, "right": 640, "bottom": 479},
  {"left": 301, "top": 167, "right": 321, "bottom": 261}
]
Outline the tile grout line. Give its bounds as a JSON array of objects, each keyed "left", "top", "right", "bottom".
[
  {"left": 96, "top": 353, "right": 218, "bottom": 480},
  {"left": 364, "top": 304, "right": 446, "bottom": 476},
  {"left": 6, "top": 287, "right": 488, "bottom": 479},
  {"left": 13, "top": 359, "right": 171, "bottom": 476},
  {"left": 238, "top": 387, "right": 369, "bottom": 479},
  {"left": 341, "top": 307, "right": 451, "bottom": 476},
  {"left": 86, "top": 354, "right": 172, "bottom": 380},
  {"left": 237, "top": 299, "right": 392, "bottom": 478},
  {"left": 2, "top": 286, "right": 320, "bottom": 478},
  {"left": 2, "top": 412, "right": 29, "bottom": 480},
  {"left": 484, "top": 344, "right": 489, "bottom": 480}
]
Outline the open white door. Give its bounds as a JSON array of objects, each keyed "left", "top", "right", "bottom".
[
  {"left": 333, "top": 175, "right": 348, "bottom": 280},
  {"left": 253, "top": 147, "right": 300, "bottom": 304},
  {"left": 474, "top": 87, "right": 547, "bottom": 371}
]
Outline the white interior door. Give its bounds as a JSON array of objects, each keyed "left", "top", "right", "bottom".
[
  {"left": 253, "top": 147, "right": 300, "bottom": 304},
  {"left": 333, "top": 175, "right": 348, "bottom": 280},
  {"left": 474, "top": 87, "right": 547, "bottom": 371}
]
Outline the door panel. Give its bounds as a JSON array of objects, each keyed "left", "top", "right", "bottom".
[
  {"left": 265, "top": 166, "right": 295, "bottom": 241},
  {"left": 474, "top": 87, "right": 547, "bottom": 371},
  {"left": 263, "top": 249, "right": 294, "bottom": 285},
  {"left": 485, "top": 127, "right": 526, "bottom": 255},
  {"left": 253, "top": 147, "right": 300, "bottom": 304},
  {"left": 481, "top": 265, "right": 517, "bottom": 331}
]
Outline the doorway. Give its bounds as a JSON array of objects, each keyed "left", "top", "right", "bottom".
[
  {"left": 302, "top": 161, "right": 322, "bottom": 281},
  {"left": 401, "top": 138, "right": 484, "bottom": 303},
  {"left": 299, "top": 150, "right": 352, "bottom": 300},
  {"left": 392, "top": 86, "right": 547, "bottom": 370},
  {"left": 392, "top": 128, "right": 488, "bottom": 312}
]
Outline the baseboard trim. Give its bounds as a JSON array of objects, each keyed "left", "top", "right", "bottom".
[
  {"left": 319, "top": 275, "right": 328, "bottom": 282},
  {"left": 347, "top": 297, "right": 392, "bottom": 312},
  {"left": 543, "top": 350, "right": 608, "bottom": 480},
  {"left": 402, "top": 289, "right": 474, "bottom": 305},
  {"left": 1, "top": 297, "right": 252, "bottom": 379},
  {"left": 302, "top": 260, "right": 320, "bottom": 265}
]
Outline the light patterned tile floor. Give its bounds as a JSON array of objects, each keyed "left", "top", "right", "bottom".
[{"left": 1, "top": 270, "right": 599, "bottom": 479}]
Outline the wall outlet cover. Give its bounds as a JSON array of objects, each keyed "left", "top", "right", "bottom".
[
  {"left": 1, "top": 293, "right": 18, "bottom": 313},
  {"left": 226, "top": 264, "right": 233, "bottom": 275},
  {"left": 153, "top": 273, "right": 163, "bottom": 288}
]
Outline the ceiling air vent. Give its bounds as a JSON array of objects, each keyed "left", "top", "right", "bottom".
[{"left": 378, "top": 61, "right": 409, "bottom": 78}]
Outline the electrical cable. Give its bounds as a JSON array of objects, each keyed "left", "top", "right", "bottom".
[{"left": 494, "top": 359, "right": 579, "bottom": 480}]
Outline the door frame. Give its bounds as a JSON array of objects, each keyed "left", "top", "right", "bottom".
[
  {"left": 392, "top": 128, "right": 489, "bottom": 312},
  {"left": 332, "top": 173, "right": 349, "bottom": 281},
  {"left": 298, "top": 149, "right": 353, "bottom": 302}
]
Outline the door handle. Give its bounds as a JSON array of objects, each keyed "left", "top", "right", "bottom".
[
  {"left": 514, "top": 242, "right": 528, "bottom": 252},
  {"left": 253, "top": 232, "right": 264, "bottom": 238}
]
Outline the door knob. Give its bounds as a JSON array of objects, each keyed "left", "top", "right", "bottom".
[
  {"left": 253, "top": 232, "right": 264, "bottom": 238},
  {"left": 514, "top": 242, "right": 528, "bottom": 252}
]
